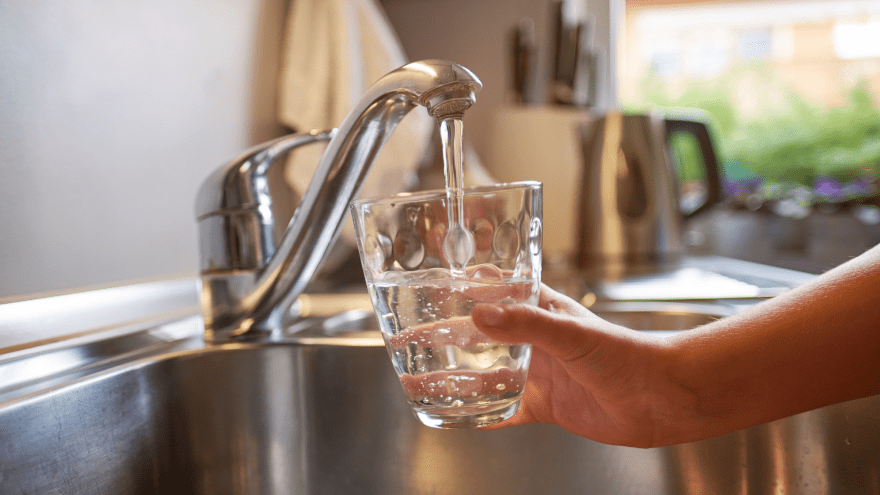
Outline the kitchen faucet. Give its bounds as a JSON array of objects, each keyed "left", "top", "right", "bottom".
[{"left": 195, "top": 60, "right": 482, "bottom": 342}]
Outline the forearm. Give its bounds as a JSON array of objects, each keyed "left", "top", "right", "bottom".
[{"left": 661, "top": 245, "right": 880, "bottom": 445}]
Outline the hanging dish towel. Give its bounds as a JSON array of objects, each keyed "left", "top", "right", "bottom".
[{"left": 278, "top": 0, "right": 434, "bottom": 209}]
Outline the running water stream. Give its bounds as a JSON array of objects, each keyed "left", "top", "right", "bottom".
[{"left": 438, "top": 117, "right": 476, "bottom": 276}]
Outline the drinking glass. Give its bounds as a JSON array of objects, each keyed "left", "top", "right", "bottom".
[{"left": 350, "top": 181, "right": 542, "bottom": 428}]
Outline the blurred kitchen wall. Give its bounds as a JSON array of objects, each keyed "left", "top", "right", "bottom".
[
  {"left": 0, "top": 0, "right": 289, "bottom": 298},
  {"left": 381, "top": 0, "right": 623, "bottom": 163},
  {"left": 0, "top": 0, "right": 619, "bottom": 299}
]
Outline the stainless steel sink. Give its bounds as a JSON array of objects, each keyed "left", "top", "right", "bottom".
[{"left": 2, "top": 282, "right": 879, "bottom": 494}]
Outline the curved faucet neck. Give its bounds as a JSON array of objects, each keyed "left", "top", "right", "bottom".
[{"left": 200, "top": 60, "right": 481, "bottom": 341}]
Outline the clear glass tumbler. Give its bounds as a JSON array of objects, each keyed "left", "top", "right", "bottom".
[{"left": 350, "top": 181, "right": 542, "bottom": 428}]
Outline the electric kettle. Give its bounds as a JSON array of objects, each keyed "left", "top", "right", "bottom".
[{"left": 576, "top": 111, "right": 722, "bottom": 278}]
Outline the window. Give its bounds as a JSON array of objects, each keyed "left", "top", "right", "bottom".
[
  {"left": 833, "top": 21, "right": 880, "bottom": 60},
  {"left": 623, "top": 0, "right": 880, "bottom": 207},
  {"left": 739, "top": 28, "right": 772, "bottom": 60}
]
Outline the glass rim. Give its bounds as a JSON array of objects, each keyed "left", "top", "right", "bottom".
[{"left": 350, "top": 180, "right": 542, "bottom": 208}]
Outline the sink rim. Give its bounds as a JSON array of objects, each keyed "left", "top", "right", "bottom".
[
  {"left": 0, "top": 298, "right": 735, "bottom": 409},
  {"left": 0, "top": 255, "right": 808, "bottom": 411}
]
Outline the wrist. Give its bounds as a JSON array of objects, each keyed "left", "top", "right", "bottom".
[{"left": 647, "top": 334, "right": 724, "bottom": 447}]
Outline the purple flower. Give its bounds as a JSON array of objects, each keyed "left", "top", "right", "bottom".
[
  {"left": 723, "top": 177, "right": 762, "bottom": 197},
  {"left": 813, "top": 176, "right": 842, "bottom": 199},
  {"left": 841, "top": 179, "right": 876, "bottom": 198}
]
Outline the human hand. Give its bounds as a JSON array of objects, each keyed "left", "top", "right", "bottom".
[{"left": 471, "top": 285, "right": 682, "bottom": 448}]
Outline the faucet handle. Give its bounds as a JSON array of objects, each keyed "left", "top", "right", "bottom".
[{"left": 196, "top": 129, "right": 335, "bottom": 273}]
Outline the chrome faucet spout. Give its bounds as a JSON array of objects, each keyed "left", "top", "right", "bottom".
[{"left": 197, "top": 60, "right": 482, "bottom": 341}]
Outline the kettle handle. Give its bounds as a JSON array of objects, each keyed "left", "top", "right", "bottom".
[{"left": 664, "top": 117, "right": 723, "bottom": 218}]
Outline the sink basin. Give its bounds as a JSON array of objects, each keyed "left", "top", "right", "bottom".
[{"left": 2, "top": 294, "right": 879, "bottom": 494}]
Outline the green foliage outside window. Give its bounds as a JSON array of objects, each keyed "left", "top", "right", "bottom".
[{"left": 624, "top": 65, "right": 880, "bottom": 193}]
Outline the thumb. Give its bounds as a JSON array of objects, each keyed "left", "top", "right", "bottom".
[{"left": 472, "top": 302, "right": 604, "bottom": 364}]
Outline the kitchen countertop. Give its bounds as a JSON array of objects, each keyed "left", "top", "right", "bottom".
[{"left": 686, "top": 208, "right": 880, "bottom": 274}]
